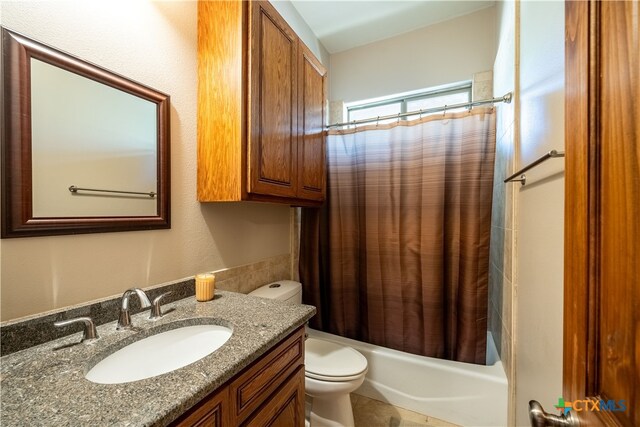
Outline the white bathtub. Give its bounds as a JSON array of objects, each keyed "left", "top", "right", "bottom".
[{"left": 307, "top": 329, "right": 508, "bottom": 427}]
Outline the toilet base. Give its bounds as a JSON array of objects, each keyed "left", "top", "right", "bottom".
[
  {"left": 309, "top": 393, "right": 355, "bottom": 427},
  {"left": 305, "top": 374, "right": 365, "bottom": 427}
]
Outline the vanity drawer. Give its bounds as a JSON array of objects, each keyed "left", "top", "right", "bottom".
[{"left": 230, "top": 326, "right": 305, "bottom": 423}]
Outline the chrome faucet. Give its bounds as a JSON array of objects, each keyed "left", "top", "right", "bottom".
[{"left": 117, "top": 288, "right": 151, "bottom": 330}]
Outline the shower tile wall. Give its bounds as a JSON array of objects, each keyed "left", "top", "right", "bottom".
[
  {"left": 489, "top": 118, "right": 515, "bottom": 364},
  {"left": 490, "top": 0, "right": 516, "bottom": 423},
  {"left": 472, "top": 70, "right": 493, "bottom": 101}
]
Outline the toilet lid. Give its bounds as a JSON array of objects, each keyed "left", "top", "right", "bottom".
[{"left": 305, "top": 338, "right": 368, "bottom": 380}]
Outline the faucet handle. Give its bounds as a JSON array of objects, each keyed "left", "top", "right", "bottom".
[
  {"left": 54, "top": 317, "right": 99, "bottom": 342},
  {"left": 149, "top": 291, "right": 172, "bottom": 320}
]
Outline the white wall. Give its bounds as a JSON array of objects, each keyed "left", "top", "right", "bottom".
[
  {"left": 329, "top": 6, "right": 496, "bottom": 103},
  {"left": 0, "top": 1, "right": 309, "bottom": 321},
  {"left": 515, "top": 0, "right": 565, "bottom": 425}
]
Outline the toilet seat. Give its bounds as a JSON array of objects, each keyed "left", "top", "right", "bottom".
[
  {"left": 305, "top": 370, "right": 367, "bottom": 382},
  {"left": 304, "top": 338, "right": 368, "bottom": 382}
]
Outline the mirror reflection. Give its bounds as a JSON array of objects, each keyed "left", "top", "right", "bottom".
[{"left": 30, "top": 58, "right": 158, "bottom": 217}]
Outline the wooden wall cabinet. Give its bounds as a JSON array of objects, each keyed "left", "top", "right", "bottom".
[
  {"left": 172, "top": 327, "right": 305, "bottom": 427},
  {"left": 198, "top": 0, "right": 327, "bottom": 206}
]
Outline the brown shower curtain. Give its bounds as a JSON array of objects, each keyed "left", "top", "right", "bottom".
[{"left": 300, "top": 108, "right": 496, "bottom": 365}]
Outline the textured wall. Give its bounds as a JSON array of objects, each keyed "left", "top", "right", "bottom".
[{"left": 0, "top": 1, "right": 297, "bottom": 321}]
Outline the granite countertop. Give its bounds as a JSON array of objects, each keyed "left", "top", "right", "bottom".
[{"left": 0, "top": 291, "right": 315, "bottom": 426}]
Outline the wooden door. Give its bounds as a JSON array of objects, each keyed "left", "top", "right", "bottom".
[
  {"left": 249, "top": 0, "right": 299, "bottom": 198},
  {"left": 564, "top": 1, "right": 639, "bottom": 426},
  {"left": 296, "top": 41, "right": 327, "bottom": 202}
]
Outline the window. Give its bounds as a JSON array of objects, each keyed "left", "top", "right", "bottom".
[{"left": 346, "top": 82, "right": 472, "bottom": 125}]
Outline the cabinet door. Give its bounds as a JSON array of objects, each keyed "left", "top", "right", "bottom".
[
  {"left": 230, "top": 327, "right": 304, "bottom": 423},
  {"left": 249, "top": 0, "right": 298, "bottom": 198},
  {"left": 242, "top": 367, "right": 305, "bottom": 427},
  {"left": 171, "top": 388, "right": 228, "bottom": 427},
  {"left": 297, "top": 42, "right": 327, "bottom": 201}
]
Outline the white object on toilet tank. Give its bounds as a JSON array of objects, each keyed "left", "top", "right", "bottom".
[{"left": 248, "top": 280, "right": 302, "bottom": 304}]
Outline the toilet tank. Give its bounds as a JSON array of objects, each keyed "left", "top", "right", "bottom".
[{"left": 249, "top": 280, "right": 302, "bottom": 305}]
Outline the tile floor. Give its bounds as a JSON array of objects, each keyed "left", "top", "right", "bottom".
[{"left": 350, "top": 394, "right": 460, "bottom": 427}]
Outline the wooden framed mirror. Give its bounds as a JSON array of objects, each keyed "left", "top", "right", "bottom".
[{"left": 1, "top": 28, "right": 170, "bottom": 238}]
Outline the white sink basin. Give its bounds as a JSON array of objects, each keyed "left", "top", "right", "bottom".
[{"left": 85, "top": 324, "right": 232, "bottom": 384}]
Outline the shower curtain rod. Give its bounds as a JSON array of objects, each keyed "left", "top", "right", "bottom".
[{"left": 328, "top": 92, "right": 513, "bottom": 128}]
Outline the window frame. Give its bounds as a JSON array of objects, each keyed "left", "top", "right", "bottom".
[{"left": 346, "top": 81, "right": 472, "bottom": 123}]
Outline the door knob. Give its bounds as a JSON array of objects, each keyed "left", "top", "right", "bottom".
[{"left": 529, "top": 400, "right": 579, "bottom": 427}]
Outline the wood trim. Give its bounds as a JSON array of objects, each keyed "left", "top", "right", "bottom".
[
  {"left": 564, "top": 1, "right": 639, "bottom": 424},
  {"left": 595, "top": 1, "right": 639, "bottom": 424},
  {"left": 564, "top": 0, "right": 595, "bottom": 402},
  {"left": 197, "top": 1, "right": 246, "bottom": 202},
  {"left": 1, "top": 27, "right": 170, "bottom": 238}
]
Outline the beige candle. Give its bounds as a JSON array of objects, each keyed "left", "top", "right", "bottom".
[{"left": 195, "top": 273, "right": 215, "bottom": 301}]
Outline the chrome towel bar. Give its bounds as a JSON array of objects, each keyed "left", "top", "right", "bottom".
[
  {"left": 504, "top": 150, "right": 565, "bottom": 186},
  {"left": 68, "top": 185, "right": 156, "bottom": 198}
]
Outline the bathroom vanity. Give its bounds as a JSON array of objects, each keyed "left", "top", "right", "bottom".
[
  {"left": 173, "top": 327, "right": 305, "bottom": 426},
  {"left": 0, "top": 290, "right": 315, "bottom": 426}
]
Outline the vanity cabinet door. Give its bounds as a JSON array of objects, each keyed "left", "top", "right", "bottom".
[
  {"left": 243, "top": 367, "right": 305, "bottom": 427},
  {"left": 171, "top": 388, "right": 229, "bottom": 427},
  {"left": 230, "top": 327, "right": 304, "bottom": 423},
  {"left": 296, "top": 42, "right": 327, "bottom": 202},
  {"left": 248, "top": 0, "right": 299, "bottom": 199}
]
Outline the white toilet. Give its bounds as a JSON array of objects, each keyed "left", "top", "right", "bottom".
[{"left": 249, "top": 280, "right": 368, "bottom": 427}]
